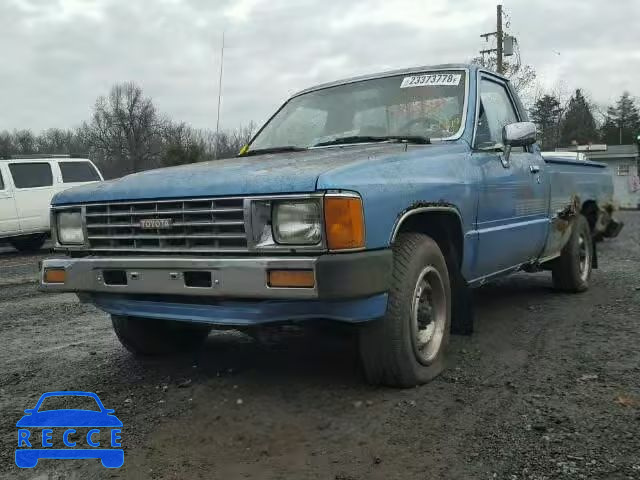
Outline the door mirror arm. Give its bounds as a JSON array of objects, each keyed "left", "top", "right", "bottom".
[
  {"left": 477, "top": 143, "right": 511, "bottom": 168},
  {"left": 502, "top": 144, "right": 512, "bottom": 168}
]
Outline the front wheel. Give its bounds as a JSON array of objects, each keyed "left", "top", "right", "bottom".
[
  {"left": 551, "top": 214, "right": 593, "bottom": 292},
  {"left": 111, "top": 315, "right": 211, "bottom": 355},
  {"left": 359, "top": 233, "right": 451, "bottom": 387}
]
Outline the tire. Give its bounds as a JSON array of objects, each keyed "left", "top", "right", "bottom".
[
  {"left": 9, "top": 234, "right": 46, "bottom": 252},
  {"left": 359, "top": 233, "right": 451, "bottom": 387},
  {"left": 552, "top": 214, "right": 593, "bottom": 292},
  {"left": 111, "top": 315, "right": 211, "bottom": 355}
]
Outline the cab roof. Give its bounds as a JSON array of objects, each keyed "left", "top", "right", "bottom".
[{"left": 292, "top": 63, "right": 500, "bottom": 98}]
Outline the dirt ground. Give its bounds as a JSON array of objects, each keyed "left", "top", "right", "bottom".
[{"left": 0, "top": 212, "right": 638, "bottom": 480}]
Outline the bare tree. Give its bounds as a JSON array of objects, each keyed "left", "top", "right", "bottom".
[
  {"left": 35, "top": 128, "right": 83, "bottom": 154},
  {"left": 84, "top": 82, "right": 163, "bottom": 175},
  {"left": 0, "top": 131, "right": 13, "bottom": 157},
  {"left": 190, "top": 122, "right": 257, "bottom": 161},
  {"left": 12, "top": 129, "right": 36, "bottom": 154},
  {"left": 161, "top": 121, "right": 207, "bottom": 167}
]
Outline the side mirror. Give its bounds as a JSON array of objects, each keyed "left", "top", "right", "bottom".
[
  {"left": 500, "top": 122, "right": 537, "bottom": 168},
  {"left": 502, "top": 122, "right": 537, "bottom": 147},
  {"left": 24, "top": 409, "right": 35, "bottom": 414}
]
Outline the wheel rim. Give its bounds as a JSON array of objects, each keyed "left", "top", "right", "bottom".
[
  {"left": 578, "top": 233, "right": 591, "bottom": 282},
  {"left": 411, "top": 265, "right": 446, "bottom": 365}
]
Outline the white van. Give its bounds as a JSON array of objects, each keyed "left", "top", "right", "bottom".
[{"left": 0, "top": 155, "right": 103, "bottom": 252}]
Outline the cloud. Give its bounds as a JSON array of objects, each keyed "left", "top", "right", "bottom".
[{"left": 1, "top": 0, "right": 638, "bottom": 133}]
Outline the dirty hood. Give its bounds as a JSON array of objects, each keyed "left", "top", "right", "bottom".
[{"left": 52, "top": 144, "right": 407, "bottom": 205}]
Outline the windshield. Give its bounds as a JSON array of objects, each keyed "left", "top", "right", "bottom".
[{"left": 249, "top": 70, "right": 467, "bottom": 150}]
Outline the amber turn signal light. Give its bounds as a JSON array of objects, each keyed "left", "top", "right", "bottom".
[
  {"left": 324, "top": 196, "right": 365, "bottom": 250},
  {"left": 43, "top": 268, "right": 66, "bottom": 284},
  {"left": 268, "top": 269, "right": 315, "bottom": 288}
]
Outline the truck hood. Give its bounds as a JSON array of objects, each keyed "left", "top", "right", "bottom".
[{"left": 52, "top": 144, "right": 409, "bottom": 205}]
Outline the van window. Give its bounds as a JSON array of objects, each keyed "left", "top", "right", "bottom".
[
  {"left": 9, "top": 162, "right": 53, "bottom": 189},
  {"left": 59, "top": 161, "right": 101, "bottom": 183},
  {"left": 0, "top": 170, "right": 4, "bottom": 190}
]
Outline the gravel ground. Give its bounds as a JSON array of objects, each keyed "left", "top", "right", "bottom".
[
  {"left": 0, "top": 212, "right": 638, "bottom": 480},
  {"left": 0, "top": 240, "right": 52, "bottom": 285}
]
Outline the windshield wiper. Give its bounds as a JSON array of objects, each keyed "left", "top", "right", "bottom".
[
  {"left": 238, "top": 146, "right": 307, "bottom": 157},
  {"left": 312, "top": 135, "right": 430, "bottom": 147}
]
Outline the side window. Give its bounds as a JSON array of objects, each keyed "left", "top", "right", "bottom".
[
  {"left": 59, "top": 162, "right": 101, "bottom": 183},
  {"left": 476, "top": 79, "right": 521, "bottom": 149},
  {"left": 0, "top": 169, "right": 4, "bottom": 190},
  {"left": 9, "top": 162, "right": 53, "bottom": 189}
]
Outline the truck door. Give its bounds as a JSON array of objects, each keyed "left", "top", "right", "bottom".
[
  {"left": 0, "top": 164, "right": 21, "bottom": 236},
  {"left": 9, "top": 161, "right": 56, "bottom": 234},
  {"left": 472, "top": 76, "right": 549, "bottom": 279}
]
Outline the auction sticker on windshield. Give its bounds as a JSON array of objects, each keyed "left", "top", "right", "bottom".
[{"left": 400, "top": 73, "right": 462, "bottom": 88}]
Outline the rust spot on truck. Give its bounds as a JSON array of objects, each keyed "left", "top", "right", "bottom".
[{"left": 553, "top": 194, "right": 580, "bottom": 233}]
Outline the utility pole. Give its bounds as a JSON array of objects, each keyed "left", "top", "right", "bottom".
[
  {"left": 214, "top": 31, "right": 225, "bottom": 159},
  {"left": 479, "top": 4, "right": 505, "bottom": 75}
]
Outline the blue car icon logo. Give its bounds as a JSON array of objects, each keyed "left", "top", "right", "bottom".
[{"left": 16, "top": 391, "right": 123, "bottom": 468}]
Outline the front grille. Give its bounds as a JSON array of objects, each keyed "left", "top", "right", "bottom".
[{"left": 84, "top": 198, "right": 247, "bottom": 252}]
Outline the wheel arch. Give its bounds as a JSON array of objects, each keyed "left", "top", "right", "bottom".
[{"left": 390, "top": 206, "right": 465, "bottom": 267}]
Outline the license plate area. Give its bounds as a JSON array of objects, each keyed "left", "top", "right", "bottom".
[
  {"left": 103, "top": 270, "right": 127, "bottom": 286},
  {"left": 183, "top": 271, "right": 212, "bottom": 288},
  {"left": 99, "top": 269, "right": 220, "bottom": 291}
]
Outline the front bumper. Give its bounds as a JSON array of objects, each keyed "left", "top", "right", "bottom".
[
  {"left": 40, "top": 250, "right": 392, "bottom": 300},
  {"left": 40, "top": 251, "right": 392, "bottom": 325}
]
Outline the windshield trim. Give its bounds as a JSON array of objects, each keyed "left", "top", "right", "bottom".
[{"left": 247, "top": 67, "right": 470, "bottom": 151}]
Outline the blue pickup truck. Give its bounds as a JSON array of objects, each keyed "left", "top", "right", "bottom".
[{"left": 41, "top": 64, "right": 619, "bottom": 387}]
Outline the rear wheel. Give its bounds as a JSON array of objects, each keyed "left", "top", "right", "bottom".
[
  {"left": 359, "top": 233, "right": 451, "bottom": 387},
  {"left": 111, "top": 315, "right": 211, "bottom": 355},
  {"left": 552, "top": 214, "right": 592, "bottom": 292},
  {"left": 9, "top": 234, "right": 46, "bottom": 252}
]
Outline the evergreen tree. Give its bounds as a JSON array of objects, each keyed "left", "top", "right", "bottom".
[
  {"left": 560, "top": 89, "right": 597, "bottom": 146},
  {"left": 530, "top": 94, "right": 562, "bottom": 150},
  {"left": 600, "top": 92, "right": 640, "bottom": 145}
]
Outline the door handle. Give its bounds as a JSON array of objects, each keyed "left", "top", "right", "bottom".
[{"left": 529, "top": 165, "right": 540, "bottom": 174}]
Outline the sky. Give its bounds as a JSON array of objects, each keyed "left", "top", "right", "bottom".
[{"left": 1, "top": 0, "right": 639, "bottom": 133}]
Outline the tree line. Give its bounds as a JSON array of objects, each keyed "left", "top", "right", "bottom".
[
  {"left": 0, "top": 82, "right": 255, "bottom": 179},
  {"left": 530, "top": 89, "right": 640, "bottom": 151}
]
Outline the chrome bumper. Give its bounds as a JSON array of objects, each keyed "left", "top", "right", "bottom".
[{"left": 39, "top": 251, "right": 392, "bottom": 300}]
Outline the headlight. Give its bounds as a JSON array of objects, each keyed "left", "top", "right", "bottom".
[
  {"left": 272, "top": 201, "right": 322, "bottom": 245},
  {"left": 57, "top": 211, "right": 84, "bottom": 245}
]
